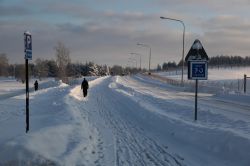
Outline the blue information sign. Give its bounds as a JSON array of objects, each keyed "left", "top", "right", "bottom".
[
  {"left": 189, "top": 61, "right": 207, "bottom": 80},
  {"left": 24, "top": 32, "right": 32, "bottom": 60}
]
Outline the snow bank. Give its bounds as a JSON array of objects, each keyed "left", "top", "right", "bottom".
[
  {"left": 0, "top": 78, "right": 60, "bottom": 100},
  {"left": 0, "top": 77, "right": 103, "bottom": 165}
]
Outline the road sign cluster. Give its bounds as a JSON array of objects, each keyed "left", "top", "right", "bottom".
[
  {"left": 185, "top": 39, "right": 208, "bottom": 80},
  {"left": 185, "top": 39, "right": 209, "bottom": 121}
]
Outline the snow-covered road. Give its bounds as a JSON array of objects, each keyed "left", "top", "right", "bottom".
[
  {"left": 78, "top": 76, "right": 186, "bottom": 166},
  {"left": 0, "top": 75, "right": 250, "bottom": 165},
  {"left": 118, "top": 75, "right": 250, "bottom": 138},
  {"left": 72, "top": 75, "right": 250, "bottom": 166}
]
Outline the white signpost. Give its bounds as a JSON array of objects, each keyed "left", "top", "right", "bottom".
[{"left": 185, "top": 39, "right": 208, "bottom": 120}]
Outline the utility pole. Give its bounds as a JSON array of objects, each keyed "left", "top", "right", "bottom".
[
  {"left": 130, "top": 53, "right": 142, "bottom": 70},
  {"left": 137, "top": 43, "right": 151, "bottom": 74}
]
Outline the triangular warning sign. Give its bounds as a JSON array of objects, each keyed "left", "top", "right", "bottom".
[{"left": 185, "top": 39, "right": 209, "bottom": 62}]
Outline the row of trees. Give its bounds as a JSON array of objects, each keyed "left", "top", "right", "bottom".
[
  {"left": 160, "top": 61, "right": 178, "bottom": 71},
  {"left": 0, "top": 42, "right": 110, "bottom": 82},
  {"left": 0, "top": 42, "right": 143, "bottom": 82},
  {"left": 209, "top": 55, "right": 250, "bottom": 67},
  {"left": 4, "top": 44, "right": 250, "bottom": 79},
  {"left": 4, "top": 61, "right": 111, "bottom": 82},
  {"left": 157, "top": 55, "right": 250, "bottom": 71}
]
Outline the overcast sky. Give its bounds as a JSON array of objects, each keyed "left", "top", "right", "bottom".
[{"left": 1, "top": 0, "right": 250, "bottom": 68}]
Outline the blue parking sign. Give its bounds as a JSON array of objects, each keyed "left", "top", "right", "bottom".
[
  {"left": 24, "top": 31, "right": 32, "bottom": 60},
  {"left": 189, "top": 61, "right": 207, "bottom": 80}
]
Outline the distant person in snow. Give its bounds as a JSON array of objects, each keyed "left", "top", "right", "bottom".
[
  {"left": 81, "top": 78, "right": 89, "bottom": 97},
  {"left": 34, "top": 80, "right": 38, "bottom": 91}
]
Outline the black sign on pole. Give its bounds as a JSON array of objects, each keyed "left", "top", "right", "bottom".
[
  {"left": 185, "top": 39, "right": 208, "bottom": 62},
  {"left": 185, "top": 39, "right": 208, "bottom": 121},
  {"left": 24, "top": 31, "right": 32, "bottom": 133}
]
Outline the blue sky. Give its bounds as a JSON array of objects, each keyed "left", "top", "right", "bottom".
[{"left": 1, "top": 0, "right": 250, "bottom": 68}]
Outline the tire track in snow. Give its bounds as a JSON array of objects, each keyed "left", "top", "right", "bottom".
[
  {"left": 118, "top": 75, "right": 250, "bottom": 139},
  {"left": 94, "top": 77, "right": 186, "bottom": 166}
]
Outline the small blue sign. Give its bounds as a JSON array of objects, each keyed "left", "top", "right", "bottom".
[
  {"left": 190, "top": 61, "right": 207, "bottom": 80},
  {"left": 24, "top": 32, "right": 32, "bottom": 60},
  {"left": 25, "top": 50, "right": 32, "bottom": 60}
]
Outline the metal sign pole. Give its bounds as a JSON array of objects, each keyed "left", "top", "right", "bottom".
[
  {"left": 26, "top": 59, "right": 29, "bottom": 133},
  {"left": 244, "top": 74, "right": 247, "bottom": 93},
  {"left": 195, "top": 79, "right": 198, "bottom": 121}
]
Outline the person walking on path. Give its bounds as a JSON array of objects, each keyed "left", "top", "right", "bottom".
[
  {"left": 81, "top": 78, "right": 89, "bottom": 97},
  {"left": 34, "top": 80, "right": 38, "bottom": 91}
]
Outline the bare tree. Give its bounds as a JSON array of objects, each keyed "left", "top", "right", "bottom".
[
  {"left": 0, "top": 53, "right": 9, "bottom": 76},
  {"left": 35, "top": 58, "right": 49, "bottom": 79},
  {"left": 54, "top": 42, "right": 71, "bottom": 80},
  {"left": 15, "top": 64, "right": 25, "bottom": 83}
]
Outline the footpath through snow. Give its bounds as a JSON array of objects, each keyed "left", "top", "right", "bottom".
[
  {"left": 0, "top": 75, "right": 250, "bottom": 165},
  {"left": 0, "top": 78, "right": 103, "bottom": 165}
]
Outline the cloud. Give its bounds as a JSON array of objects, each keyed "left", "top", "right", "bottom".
[
  {"left": 191, "top": 15, "right": 250, "bottom": 57},
  {"left": 1, "top": 0, "right": 250, "bottom": 68},
  {"left": 40, "top": 2, "right": 93, "bottom": 18},
  {"left": 0, "top": 5, "right": 32, "bottom": 16},
  {"left": 52, "top": 14, "right": 192, "bottom": 67},
  {"left": 154, "top": 0, "right": 249, "bottom": 10},
  {"left": 201, "top": 15, "right": 250, "bottom": 32}
]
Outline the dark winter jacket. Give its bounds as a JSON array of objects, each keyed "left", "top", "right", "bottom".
[
  {"left": 34, "top": 80, "right": 38, "bottom": 91},
  {"left": 81, "top": 79, "right": 89, "bottom": 90}
]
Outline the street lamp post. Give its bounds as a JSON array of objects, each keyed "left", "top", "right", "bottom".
[
  {"left": 128, "top": 57, "right": 137, "bottom": 68},
  {"left": 13, "top": 64, "right": 16, "bottom": 78},
  {"left": 137, "top": 43, "right": 151, "bottom": 74},
  {"left": 160, "top": 16, "right": 185, "bottom": 85},
  {"left": 130, "top": 53, "right": 142, "bottom": 70}
]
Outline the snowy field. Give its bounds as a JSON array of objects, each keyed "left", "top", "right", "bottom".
[
  {"left": 0, "top": 72, "right": 250, "bottom": 165},
  {"left": 156, "top": 67, "right": 250, "bottom": 94},
  {"left": 0, "top": 78, "right": 59, "bottom": 100},
  {"left": 157, "top": 67, "right": 250, "bottom": 80}
]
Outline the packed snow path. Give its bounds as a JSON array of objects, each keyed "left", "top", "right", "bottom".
[
  {"left": 75, "top": 77, "right": 187, "bottom": 166},
  {"left": 0, "top": 75, "right": 250, "bottom": 165}
]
